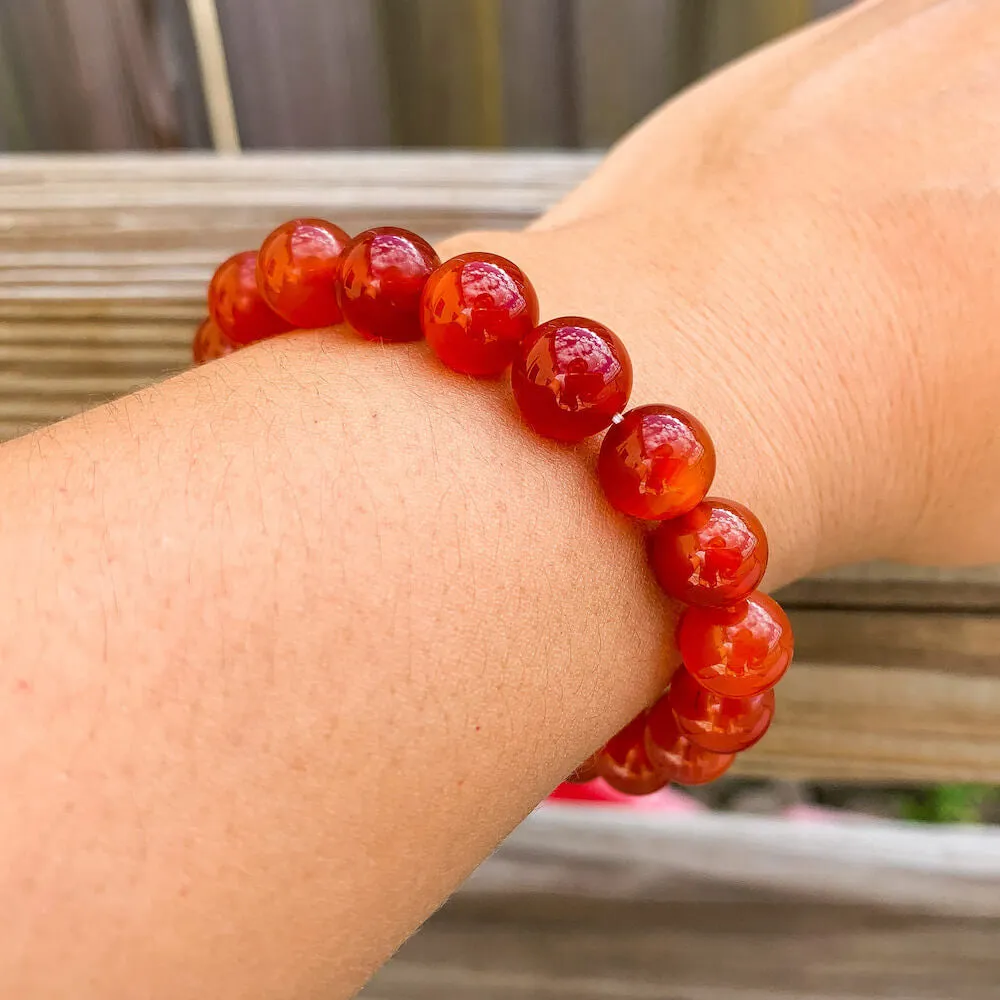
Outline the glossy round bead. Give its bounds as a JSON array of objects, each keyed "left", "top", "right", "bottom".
[
  {"left": 257, "top": 217, "right": 351, "bottom": 328},
  {"left": 420, "top": 252, "right": 539, "bottom": 376},
  {"left": 677, "top": 592, "right": 793, "bottom": 697},
  {"left": 337, "top": 226, "right": 440, "bottom": 342},
  {"left": 511, "top": 317, "right": 633, "bottom": 442},
  {"left": 208, "top": 251, "right": 294, "bottom": 346},
  {"left": 668, "top": 666, "right": 775, "bottom": 754},
  {"left": 651, "top": 499, "right": 768, "bottom": 606},
  {"left": 192, "top": 316, "right": 235, "bottom": 364},
  {"left": 597, "top": 715, "right": 668, "bottom": 795},
  {"left": 644, "top": 696, "right": 734, "bottom": 786},
  {"left": 565, "top": 752, "right": 601, "bottom": 784},
  {"left": 597, "top": 404, "right": 715, "bottom": 520}
]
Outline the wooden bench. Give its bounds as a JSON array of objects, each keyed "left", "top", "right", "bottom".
[{"left": 4, "top": 152, "right": 999, "bottom": 999}]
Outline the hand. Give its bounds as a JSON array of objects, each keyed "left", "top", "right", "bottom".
[{"left": 441, "top": 0, "right": 1000, "bottom": 573}]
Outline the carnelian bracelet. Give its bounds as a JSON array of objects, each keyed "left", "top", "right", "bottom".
[{"left": 192, "top": 219, "right": 794, "bottom": 795}]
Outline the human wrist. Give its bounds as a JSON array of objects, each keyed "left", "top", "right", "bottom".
[{"left": 435, "top": 224, "right": 879, "bottom": 588}]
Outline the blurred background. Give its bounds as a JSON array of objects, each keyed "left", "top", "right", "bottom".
[
  {"left": 1, "top": 0, "right": 850, "bottom": 152},
  {"left": 3, "top": 2, "right": 1000, "bottom": 998}
]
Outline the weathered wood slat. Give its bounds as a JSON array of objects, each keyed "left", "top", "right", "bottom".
[
  {"left": 362, "top": 803, "right": 1000, "bottom": 999},
  {"left": 366, "top": 894, "right": 1000, "bottom": 1000},
  {"left": 778, "top": 561, "right": 1000, "bottom": 611},
  {"left": 473, "top": 805, "right": 1000, "bottom": 914},
  {"left": 364, "top": 804, "right": 1000, "bottom": 998}
]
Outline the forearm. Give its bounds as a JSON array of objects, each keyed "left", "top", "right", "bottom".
[{"left": 0, "top": 266, "right": 840, "bottom": 997}]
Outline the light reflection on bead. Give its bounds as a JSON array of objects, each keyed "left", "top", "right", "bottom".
[
  {"left": 511, "top": 316, "right": 633, "bottom": 442},
  {"left": 209, "top": 251, "right": 294, "bottom": 346},
  {"left": 421, "top": 252, "right": 538, "bottom": 376},
  {"left": 644, "top": 695, "right": 734, "bottom": 785},
  {"left": 678, "top": 593, "right": 793, "bottom": 697},
  {"left": 668, "top": 667, "right": 775, "bottom": 753},
  {"left": 597, "top": 714, "right": 668, "bottom": 795},
  {"left": 257, "top": 217, "right": 350, "bottom": 328},
  {"left": 598, "top": 404, "right": 715, "bottom": 520},
  {"left": 651, "top": 499, "right": 768, "bottom": 606},
  {"left": 192, "top": 316, "right": 235, "bottom": 364},
  {"left": 338, "top": 227, "right": 440, "bottom": 342}
]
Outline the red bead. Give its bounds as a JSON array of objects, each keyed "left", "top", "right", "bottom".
[
  {"left": 597, "top": 404, "right": 715, "bottom": 520},
  {"left": 678, "top": 592, "right": 793, "bottom": 697},
  {"left": 668, "top": 666, "right": 775, "bottom": 753},
  {"left": 511, "top": 317, "right": 633, "bottom": 442},
  {"left": 421, "top": 252, "right": 539, "bottom": 376},
  {"left": 337, "top": 226, "right": 440, "bottom": 342},
  {"left": 257, "top": 218, "right": 351, "bottom": 328},
  {"left": 208, "top": 251, "right": 294, "bottom": 346},
  {"left": 597, "top": 715, "right": 668, "bottom": 795},
  {"left": 565, "top": 752, "right": 601, "bottom": 784},
  {"left": 651, "top": 499, "right": 768, "bottom": 606},
  {"left": 192, "top": 316, "right": 235, "bottom": 364},
  {"left": 644, "top": 696, "right": 734, "bottom": 786}
]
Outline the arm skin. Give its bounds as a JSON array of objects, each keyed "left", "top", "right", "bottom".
[{"left": 3, "top": 1, "right": 1000, "bottom": 996}]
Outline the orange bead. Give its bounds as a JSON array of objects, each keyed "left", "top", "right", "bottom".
[
  {"left": 668, "top": 666, "right": 775, "bottom": 753},
  {"left": 597, "top": 714, "right": 668, "bottom": 795},
  {"left": 678, "top": 592, "right": 793, "bottom": 697},
  {"left": 192, "top": 316, "right": 235, "bottom": 364},
  {"left": 337, "top": 227, "right": 440, "bottom": 342},
  {"left": 651, "top": 499, "right": 768, "bottom": 606},
  {"left": 598, "top": 404, "right": 715, "bottom": 520},
  {"left": 209, "top": 251, "right": 293, "bottom": 346},
  {"left": 511, "top": 317, "right": 633, "bottom": 442},
  {"left": 421, "top": 252, "right": 539, "bottom": 376},
  {"left": 257, "top": 218, "right": 351, "bottom": 328},
  {"left": 644, "top": 696, "right": 734, "bottom": 785}
]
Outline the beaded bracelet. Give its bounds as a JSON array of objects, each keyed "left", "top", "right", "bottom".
[{"left": 193, "top": 219, "right": 794, "bottom": 795}]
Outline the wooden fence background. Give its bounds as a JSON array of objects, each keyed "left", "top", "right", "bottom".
[{"left": 1, "top": 0, "right": 851, "bottom": 153}]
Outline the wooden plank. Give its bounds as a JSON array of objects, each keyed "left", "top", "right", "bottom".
[
  {"left": 366, "top": 903, "right": 1000, "bottom": 1000},
  {"left": 572, "top": 0, "right": 687, "bottom": 147},
  {"left": 374, "top": 801, "right": 1000, "bottom": 997},
  {"left": 377, "top": 0, "right": 504, "bottom": 147},
  {"left": 0, "top": 152, "right": 600, "bottom": 265},
  {"left": 214, "top": 0, "right": 389, "bottom": 148},
  {"left": 468, "top": 805, "right": 1000, "bottom": 914},
  {"left": 791, "top": 607, "right": 1000, "bottom": 677},
  {"left": 744, "top": 663, "right": 1000, "bottom": 782},
  {"left": 499, "top": 0, "right": 577, "bottom": 147},
  {"left": 779, "top": 562, "right": 1000, "bottom": 611}
]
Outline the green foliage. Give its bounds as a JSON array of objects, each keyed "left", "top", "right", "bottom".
[{"left": 899, "top": 784, "right": 996, "bottom": 824}]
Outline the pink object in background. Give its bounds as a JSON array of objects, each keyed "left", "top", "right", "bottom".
[
  {"left": 547, "top": 787, "right": 880, "bottom": 823},
  {"left": 548, "top": 780, "right": 706, "bottom": 812}
]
